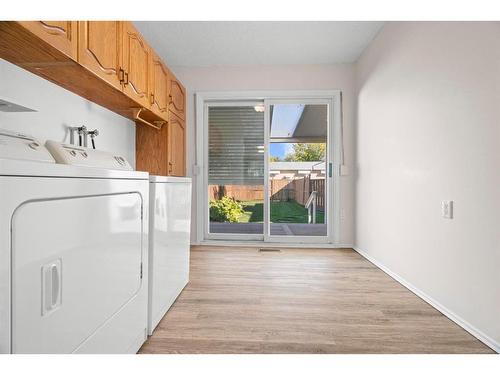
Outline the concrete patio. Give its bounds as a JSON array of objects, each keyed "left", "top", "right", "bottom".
[{"left": 209, "top": 222, "right": 327, "bottom": 236}]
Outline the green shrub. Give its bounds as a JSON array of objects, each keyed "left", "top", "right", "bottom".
[{"left": 210, "top": 197, "right": 244, "bottom": 222}]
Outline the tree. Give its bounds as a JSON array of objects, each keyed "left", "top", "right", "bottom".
[
  {"left": 284, "top": 143, "right": 325, "bottom": 162},
  {"left": 269, "top": 155, "right": 282, "bottom": 162}
]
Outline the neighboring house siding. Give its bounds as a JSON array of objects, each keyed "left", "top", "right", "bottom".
[
  {"left": 270, "top": 161, "right": 326, "bottom": 180},
  {"left": 271, "top": 170, "right": 325, "bottom": 180}
]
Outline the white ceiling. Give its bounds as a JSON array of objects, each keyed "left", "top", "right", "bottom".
[{"left": 134, "top": 21, "right": 384, "bottom": 67}]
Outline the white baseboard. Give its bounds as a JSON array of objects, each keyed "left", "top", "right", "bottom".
[
  {"left": 197, "top": 240, "right": 354, "bottom": 249},
  {"left": 353, "top": 246, "right": 500, "bottom": 353}
]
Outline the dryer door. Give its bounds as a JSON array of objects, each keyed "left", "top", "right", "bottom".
[{"left": 11, "top": 193, "right": 143, "bottom": 353}]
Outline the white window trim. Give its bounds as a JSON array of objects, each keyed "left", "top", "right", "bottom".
[{"left": 195, "top": 90, "right": 342, "bottom": 245}]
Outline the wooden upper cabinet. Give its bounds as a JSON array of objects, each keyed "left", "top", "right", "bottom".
[
  {"left": 122, "top": 22, "right": 151, "bottom": 108},
  {"left": 168, "top": 112, "right": 186, "bottom": 176},
  {"left": 78, "top": 21, "right": 122, "bottom": 91},
  {"left": 1, "top": 21, "right": 187, "bottom": 177},
  {"left": 168, "top": 74, "right": 186, "bottom": 120},
  {"left": 18, "top": 21, "right": 78, "bottom": 60},
  {"left": 149, "top": 50, "right": 170, "bottom": 121}
]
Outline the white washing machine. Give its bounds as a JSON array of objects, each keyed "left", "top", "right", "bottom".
[
  {"left": 148, "top": 176, "right": 191, "bottom": 335},
  {"left": 0, "top": 130, "right": 149, "bottom": 353}
]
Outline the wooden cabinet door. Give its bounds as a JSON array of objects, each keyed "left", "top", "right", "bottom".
[
  {"left": 122, "top": 22, "right": 150, "bottom": 108},
  {"left": 78, "top": 21, "right": 122, "bottom": 91},
  {"left": 168, "top": 112, "right": 186, "bottom": 176},
  {"left": 136, "top": 122, "right": 169, "bottom": 176},
  {"left": 168, "top": 74, "right": 186, "bottom": 120},
  {"left": 18, "top": 21, "right": 77, "bottom": 59},
  {"left": 149, "top": 50, "right": 169, "bottom": 121}
]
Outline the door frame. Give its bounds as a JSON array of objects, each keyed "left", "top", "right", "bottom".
[{"left": 195, "top": 90, "right": 342, "bottom": 245}]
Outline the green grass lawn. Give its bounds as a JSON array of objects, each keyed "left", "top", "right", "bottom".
[{"left": 238, "top": 200, "right": 324, "bottom": 224}]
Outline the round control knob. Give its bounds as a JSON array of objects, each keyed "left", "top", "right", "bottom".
[
  {"left": 28, "top": 142, "right": 40, "bottom": 150},
  {"left": 81, "top": 151, "right": 88, "bottom": 158},
  {"left": 69, "top": 150, "right": 77, "bottom": 157}
]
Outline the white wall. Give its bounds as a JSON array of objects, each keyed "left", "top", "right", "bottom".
[
  {"left": 172, "top": 64, "right": 356, "bottom": 245},
  {"left": 355, "top": 22, "right": 500, "bottom": 351},
  {"left": 0, "top": 59, "right": 136, "bottom": 166}
]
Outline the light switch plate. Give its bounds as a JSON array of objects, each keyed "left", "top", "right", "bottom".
[{"left": 442, "top": 200, "right": 453, "bottom": 219}]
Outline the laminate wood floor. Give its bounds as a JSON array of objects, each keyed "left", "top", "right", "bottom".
[{"left": 139, "top": 245, "right": 493, "bottom": 354}]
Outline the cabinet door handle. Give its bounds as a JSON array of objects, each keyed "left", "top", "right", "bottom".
[
  {"left": 168, "top": 161, "right": 173, "bottom": 173},
  {"left": 119, "top": 68, "right": 124, "bottom": 83},
  {"left": 124, "top": 72, "right": 129, "bottom": 85},
  {"left": 150, "top": 93, "right": 154, "bottom": 105},
  {"left": 168, "top": 94, "right": 173, "bottom": 104}
]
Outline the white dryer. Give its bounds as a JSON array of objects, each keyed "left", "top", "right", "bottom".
[
  {"left": 0, "top": 131, "right": 149, "bottom": 354},
  {"left": 148, "top": 176, "right": 191, "bottom": 335}
]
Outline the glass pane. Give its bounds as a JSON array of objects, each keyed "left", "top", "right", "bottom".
[
  {"left": 208, "top": 105, "right": 265, "bottom": 235},
  {"left": 269, "top": 104, "right": 328, "bottom": 237}
]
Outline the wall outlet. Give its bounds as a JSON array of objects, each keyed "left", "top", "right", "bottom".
[{"left": 442, "top": 200, "right": 453, "bottom": 219}]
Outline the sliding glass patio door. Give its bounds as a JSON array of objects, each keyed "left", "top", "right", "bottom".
[
  {"left": 264, "top": 99, "right": 333, "bottom": 243},
  {"left": 205, "top": 102, "right": 266, "bottom": 240},
  {"left": 203, "top": 96, "right": 336, "bottom": 243}
]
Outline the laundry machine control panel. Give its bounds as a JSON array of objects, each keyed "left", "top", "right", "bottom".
[
  {"left": 45, "top": 140, "right": 133, "bottom": 171},
  {"left": 0, "top": 128, "right": 55, "bottom": 163}
]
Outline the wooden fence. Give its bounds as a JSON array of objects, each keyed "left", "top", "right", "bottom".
[
  {"left": 288, "top": 176, "right": 325, "bottom": 210},
  {"left": 309, "top": 178, "right": 325, "bottom": 210},
  {"left": 209, "top": 177, "right": 325, "bottom": 210},
  {"left": 209, "top": 184, "right": 264, "bottom": 201}
]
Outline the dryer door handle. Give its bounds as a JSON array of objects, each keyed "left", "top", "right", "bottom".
[
  {"left": 50, "top": 264, "right": 60, "bottom": 308},
  {"left": 42, "top": 260, "right": 62, "bottom": 315}
]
